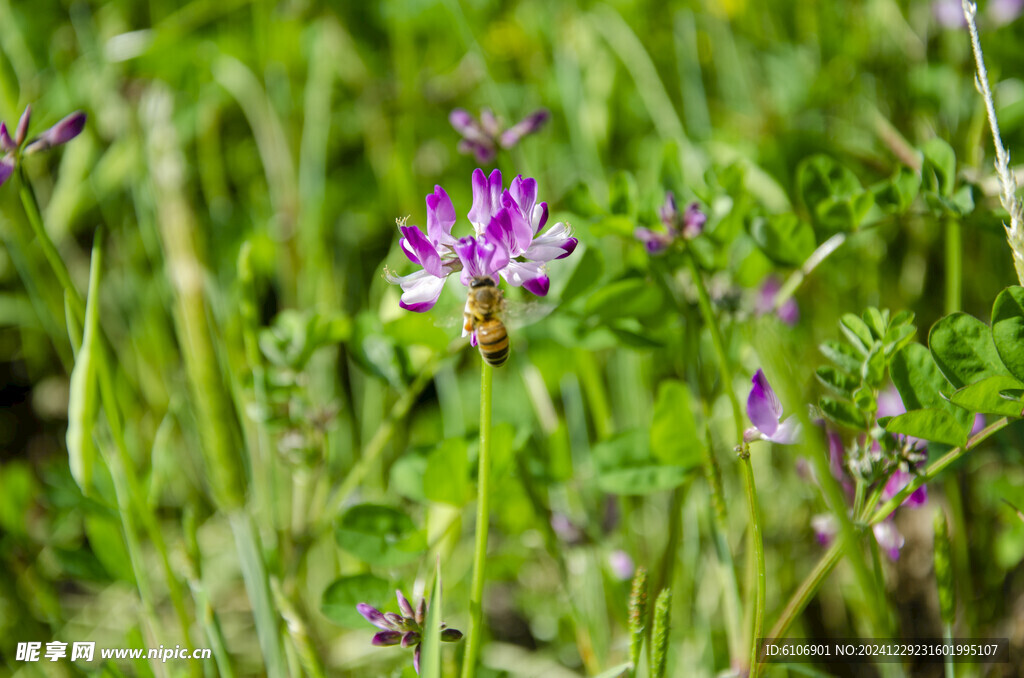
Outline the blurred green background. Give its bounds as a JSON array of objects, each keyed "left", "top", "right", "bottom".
[{"left": 1, "top": 0, "right": 1023, "bottom": 676}]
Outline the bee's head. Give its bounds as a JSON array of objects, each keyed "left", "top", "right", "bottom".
[{"left": 469, "top": 276, "right": 496, "bottom": 289}]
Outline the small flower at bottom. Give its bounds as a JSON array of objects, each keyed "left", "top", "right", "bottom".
[
  {"left": 744, "top": 369, "right": 801, "bottom": 444},
  {"left": 357, "top": 590, "right": 463, "bottom": 675},
  {"left": 0, "top": 107, "right": 87, "bottom": 188}
]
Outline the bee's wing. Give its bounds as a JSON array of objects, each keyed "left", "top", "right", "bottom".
[{"left": 503, "top": 299, "right": 556, "bottom": 330}]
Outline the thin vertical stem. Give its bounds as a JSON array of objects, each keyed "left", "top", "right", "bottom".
[
  {"left": 945, "top": 217, "right": 962, "bottom": 315},
  {"left": 683, "top": 249, "right": 764, "bottom": 676},
  {"left": 461, "top": 361, "right": 493, "bottom": 678}
]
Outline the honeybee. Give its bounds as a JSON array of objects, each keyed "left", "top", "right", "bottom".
[{"left": 464, "top": 276, "right": 509, "bottom": 367}]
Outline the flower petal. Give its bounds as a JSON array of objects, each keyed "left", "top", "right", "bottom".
[
  {"left": 873, "top": 521, "right": 904, "bottom": 560},
  {"left": 426, "top": 186, "right": 457, "bottom": 249},
  {"left": 25, "top": 111, "right": 86, "bottom": 154},
  {"left": 455, "top": 235, "right": 507, "bottom": 285},
  {"left": 659, "top": 191, "right": 678, "bottom": 230},
  {"left": 458, "top": 139, "right": 496, "bottom": 164},
  {"left": 396, "top": 590, "right": 415, "bottom": 619},
  {"left": 14, "top": 105, "right": 30, "bottom": 146},
  {"left": 468, "top": 168, "right": 503, "bottom": 233},
  {"left": 499, "top": 191, "right": 535, "bottom": 254},
  {"left": 532, "top": 201, "right": 549, "bottom": 233},
  {"left": 766, "top": 415, "right": 801, "bottom": 445},
  {"left": 372, "top": 631, "right": 403, "bottom": 646},
  {"left": 414, "top": 643, "right": 421, "bottom": 675},
  {"left": 449, "top": 108, "right": 488, "bottom": 144},
  {"left": 501, "top": 260, "right": 548, "bottom": 296},
  {"left": 0, "top": 155, "right": 14, "bottom": 188},
  {"left": 401, "top": 631, "right": 421, "bottom": 648},
  {"left": 525, "top": 222, "right": 576, "bottom": 261},
  {"left": 747, "top": 369, "right": 782, "bottom": 437},
  {"left": 500, "top": 109, "right": 549, "bottom": 148},
  {"left": 387, "top": 268, "right": 448, "bottom": 313},
  {"left": 509, "top": 175, "right": 538, "bottom": 219},
  {"left": 399, "top": 225, "right": 443, "bottom": 277},
  {"left": 681, "top": 202, "right": 706, "bottom": 239},
  {"left": 0, "top": 123, "right": 15, "bottom": 153},
  {"left": 357, "top": 603, "right": 392, "bottom": 631},
  {"left": 634, "top": 227, "right": 671, "bottom": 255}
]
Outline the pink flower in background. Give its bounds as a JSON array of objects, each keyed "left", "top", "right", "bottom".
[
  {"left": 754, "top": 276, "right": 799, "bottom": 326},
  {"left": 0, "top": 106, "right": 86, "bottom": 187},
  {"left": 450, "top": 108, "right": 549, "bottom": 164}
]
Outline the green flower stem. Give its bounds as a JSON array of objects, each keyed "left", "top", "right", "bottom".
[
  {"left": 683, "top": 249, "right": 763, "bottom": 676},
  {"left": 461, "top": 361, "right": 493, "bottom": 678},
  {"left": 767, "top": 417, "right": 1010, "bottom": 642},
  {"left": 945, "top": 217, "right": 962, "bottom": 315},
  {"left": 17, "top": 172, "right": 196, "bottom": 657}
]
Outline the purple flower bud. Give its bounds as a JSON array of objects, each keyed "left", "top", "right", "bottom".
[
  {"left": 746, "top": 369, "right": 800, "bottom": 444},
  {"left": 357, "top": 603, "right": 392, "bottom": 630},
  {"left": 396, "top": 590, "right": 415, "bottom": 619},
  {"left": 415, "top": 598, "right": 426, "bottom": 626},
  {"left": 0, "top": 123, "right": 15, "bottom": 153},
  {"left": 372, "top": 631, "right": 403, "bottom": 646},
  {"left": 479, "top": 108, "right": 500, "bottom": 138},
  {"left": 24, "top": 111, "right": 87, "bottom": 155},
  {"left": 14, "top": 106, "right": 30, "bottom": 146},
  {"left": 401, "top": 631, "right": 421, "bottom": 648},
  {"left": 414, "top": 644, "right": 422, "bottom": 674},
  {"left": 500, "top": 109, "right": 549, "bottom": 148},
  {"left": 681, "top": 202, "right": 706, "bottom": 239},
  {"left": 384, "top": 612, "right": 406, "bottom": 629},
  {"left": 441, "top": 628, "right": 464, "bottom": 642},
  {"left": 658, "top": 191, "right": 678, "bottom": 230},
  {"left": 634, "top": 226, "right": 672, "bottom": 255},
  {"left": 0, "top": 156, "right": 14, "bottom": 188}
]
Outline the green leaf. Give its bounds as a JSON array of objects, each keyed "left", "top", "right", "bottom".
[
  {"left": 815, "top": 366, "right": 861, "bottom": 396},
  {"left": 335, "top": 504, "right": 426, "bottom": 567},
  {"left": 650, "top": 380, "right": 702, "bottom": 466},
  {"left": 883, "top": 324, "right": 916, "bottom": 356},
  {"left": 863, "top": 308, "right": 886, "bottom": 340},
  {"left": 921, "top": 138, "right": 956, "bottom": 197},
  {"left": 929, "top": 312, "right": 1008, "bottom": 388},
  {"left": 423, "top": 438, "right": 470, "bottom": 506},
  {"left": 585, "top": 277, "right": 666, "bottom": 320},
  {"left": 819, "top": 397, "right": 867, "bottom": 430},
  {"left": 419, "top": 565, "right": 443, "bottom": 678},
  {"left": 596, "top": 466, "right": 693, "bottom": 495},
  {"left": 991, "top": 286, "right": 1024, "bottom": 382},
  {"left": 872, "top": 167, "right": 920, "bottom": 213},
  {"left": 949, "top": 375, "right": 1024, "bottom": 417},
  {"left": 560, "top": 247, "right": 604, "bottom": 305},
  {"left": 840, "top": 313, "right": 874, "bottom": 354},
  {"left": 820, "top": 339, "right": 863, "bottom": 375},
  {"left": 891, "top": 344, "right": 952, "bottom": 410},
  {"left": 562, "top": 181, "right": 604, "bottom": 217},
  {"left": 67, "top": 235, "right": 103, "bottom": 495},
  {"left": 884, "top": 409, "right": 969, "bottom": 447},
  {"left": 861, "top": 344, "right": 887, "bottom": 389},
  {"left": 796, "top": 155, "right": 873, "bottom": 231},
  {"left": 748, "top": 213, "right": 815, "bottom": 266},
  {"left": 85, "top": 515, "right": 135, "bottom": 583},
  {"left": 320, "top": 574, "right": 392, "bottom": 628}
]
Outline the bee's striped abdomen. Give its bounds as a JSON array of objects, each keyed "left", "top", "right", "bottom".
[{"left": 476, "top": 319, "right": 509, "bottom": 367}]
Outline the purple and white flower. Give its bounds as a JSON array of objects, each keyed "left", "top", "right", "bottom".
[
  {"left": 358, "top": 590, "right": 463, "bottom": 674},
  {"left": 744, "top": 369, "right": 801, "bottom": 444},
  {"left": 450, "top": 108, "right": 549, "bottom": 164},
  {"left": 0, "top": 107, "right": 86, "bottom": 188},
  {"left": 386, "top": 169, "right": 577, "bottom": 330},
  {"left": 634, "top": 192, "right": 706, "bottom": 255}
]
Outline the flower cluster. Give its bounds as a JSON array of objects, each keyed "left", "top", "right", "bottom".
[
  {"left": 450, "top": 108, "right": 549, "bottom": 164},
  {"left": 357, "top": 590, "right": 463, "bottom": 674},
  {"left": 0, "top": 106, "right": 87, "bottom": 187},
  {"left": 385, "top": 168, "right": 577, "bottom": 324},
  {"left": 634, "top": 191, "right": 706, "bottom": 254},
  {"left": 808, "top": 387, "right": 937, "bottom": 560}
]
